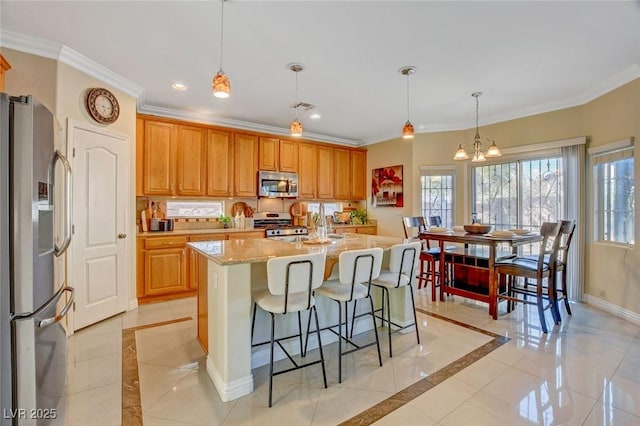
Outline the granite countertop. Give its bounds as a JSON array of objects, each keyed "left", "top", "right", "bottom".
[
  {"left": 331, "top": 223, "right": 376, "bottom": 228},
  {"left": 188, "top": 234, "right": 401, "bottom": 266},
  {"left": 137, "top": 228, "right": 263, "bottom": 237}
]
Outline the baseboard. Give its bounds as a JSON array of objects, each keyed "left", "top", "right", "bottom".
[
  {"left": 206, "top": 357, "right": 253, "bottom": 402},
  {"left": 128, "top": 298, "right": 138, "bottom": 311},
  {"left": 583, "top": 294, "right": 640, "bottom": 326}
]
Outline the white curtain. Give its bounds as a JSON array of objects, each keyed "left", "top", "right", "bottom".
[{"left": 562, "top": 143, "right": 586, "bottom": 301}]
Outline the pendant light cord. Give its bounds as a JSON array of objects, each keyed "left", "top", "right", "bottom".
[
  {"left": 295, "top": 71, "right": 299, "bottom": 119},
  {"left": 219, "top": 0, "right": 225, "bottom": 70},
  {"left": 406, "top": 73, "right": 410, "bottom": 121}
]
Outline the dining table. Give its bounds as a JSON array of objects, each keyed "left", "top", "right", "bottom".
[{"left": 420, "top": 229, "right": 542, "bottom": 319}]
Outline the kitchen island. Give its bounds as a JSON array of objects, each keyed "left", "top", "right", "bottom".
[{"left": 188, "top": 234, "right": 404, "bottom": 402}]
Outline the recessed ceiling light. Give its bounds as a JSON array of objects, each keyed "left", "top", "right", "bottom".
[
  {"left": 310, "top": 113, "right": 321, "bottom": 119},
  {"left": 172, "top": 82, "right": 187, "bottom": 91}
]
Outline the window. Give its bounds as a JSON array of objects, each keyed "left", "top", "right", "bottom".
[
  {"left": 472, "top": 157, "right": 563, "bottom": 232},
  {"left": 420, "top": 168, "right": 455, "bottom": 228},
  {"left": 165, "top": 200, "right": 224, "bottom": 218},
  {"left": 306, "top": 202, "right": 342, "bottom": 216},
  {"left": 592, "top": 145, "right": 634, "bottom": 245}
]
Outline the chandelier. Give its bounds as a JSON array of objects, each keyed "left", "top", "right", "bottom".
[{"left": 453, "top": 92, "right": 501, "bottom": 162}]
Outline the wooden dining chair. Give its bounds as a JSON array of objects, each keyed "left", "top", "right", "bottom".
[
  {"left": 402, "top": 216, "right": 446, "bottom": 301},
  {"left": 494, "top": 222, "right": 563, "bottom": 333},
  {"left": 523, "top": 220, "right": 575, "bottom": 318}
]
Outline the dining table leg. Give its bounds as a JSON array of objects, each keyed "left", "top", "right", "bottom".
[
  {"left": 439, "top": 240, "right": 446, "bottom": 301},
  {"left": 488, "top": 243, "right": 497, "bottom": 319}
]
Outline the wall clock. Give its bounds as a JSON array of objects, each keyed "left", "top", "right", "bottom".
[{"left": 85, "top": 87, "right": 120, "bottom": 124}]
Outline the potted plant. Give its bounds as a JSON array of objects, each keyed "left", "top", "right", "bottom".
[
  {"left": 219, "top": 214, "right": 232, "bottom": 228},
  {"left": 350, "top": 209, "right": 367, "bottom": 225}
]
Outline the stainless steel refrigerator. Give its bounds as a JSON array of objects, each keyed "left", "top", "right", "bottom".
[{"left": 0, "top": 94, "right": 74, "bottom": 425}]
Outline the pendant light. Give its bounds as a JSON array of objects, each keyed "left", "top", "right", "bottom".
[
  {"left": 399, "top": 66, "right": 416, "bottom": 139},
  {"left": 453, "top": 92, "right": 501, "bottom": 162},
  {"left": 212, "top": 0, "right": 230, "bottom": 98},
  {"left": 289, "top": 63, "right": 304, "bottom": 137}
]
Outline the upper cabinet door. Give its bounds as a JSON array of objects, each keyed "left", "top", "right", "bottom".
[
  {"left": 136, "top": 118, "right": 144, "bottom": 196},
  {"left": 298, "top": 142, "right": 316, "bottom": 199},
  {"left": 350, "top": 150, "right": 367, "bottom": 200},
  {"left": 316, "top": 145, "right": 334, "bottom": 200},
  {"left": 334, "top": 148, "right": 351, "bottom": 199},
  {"left": 176, "top": 125, "right": 206, "bottom": 196},
  {"left": 206, "top": 129, "right": 232, "bottom": 197},
  {"left": 234, "top": 133, "right": 259, "bottom": 197},
  {"left": 279, "top": 140, "right": 299, "bottom": 172},
  {"left": 258, "top": 137, "right": 279, "bottom": 171},
  {"left": 143, "top": 120, "right": 175, "bottom": 195}
]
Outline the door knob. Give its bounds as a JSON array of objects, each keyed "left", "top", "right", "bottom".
[{"left": 118, "top": 233, "right": 127, "bottom": 239}]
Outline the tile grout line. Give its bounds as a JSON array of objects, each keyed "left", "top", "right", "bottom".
[
  {"left": 121, "top": 317, "right": 193, "bottom": 426},
  {"left": 338, "top": 308, "right": 510, "bottom": 426}
]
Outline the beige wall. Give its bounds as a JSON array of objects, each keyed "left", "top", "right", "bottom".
[
  {"left": 1, "top": 48, "right": 57, "bottom": 113},
  {"left": 367, "top": 78, "right": 640, "bottom": 318}
]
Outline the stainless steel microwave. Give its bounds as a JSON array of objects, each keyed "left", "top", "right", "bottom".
[{"left": 258, "top": 171, "right": 299, "bottom": 198}]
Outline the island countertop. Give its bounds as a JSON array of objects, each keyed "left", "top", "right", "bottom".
[{"left": 188, "top": 233, "right": 402, "bottom": 266}]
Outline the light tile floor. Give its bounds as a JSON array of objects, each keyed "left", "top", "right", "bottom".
[{"left": 58, "top": 292, "right": 640, "bottom": 425}]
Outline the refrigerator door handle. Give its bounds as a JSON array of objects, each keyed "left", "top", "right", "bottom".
[
  {"left": 10, "top": 285, "right": 74, "bottom": 326},
  {"left": 37, "top": 286, "right": 75, "bottom": 328},
  {"left": 49, "top": 149, "right": 73, "bottom": 256}
]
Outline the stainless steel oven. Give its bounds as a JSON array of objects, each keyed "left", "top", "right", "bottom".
[
  {"left": 254, "top": 212, "right": 308, "bottom": 240},
  {"left": 258, "top": 171, "right": 298, "bottom": 198}
]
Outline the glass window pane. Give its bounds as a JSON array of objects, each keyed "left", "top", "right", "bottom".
[
  {"left": 165, "top": 201, "right": 224, "bottom": 218},
  {"left": 594, "top": 157, "right": 634, "bottom": 244},
  {"left": 420, "top": 172, "right": 455, "bottom": 227}
]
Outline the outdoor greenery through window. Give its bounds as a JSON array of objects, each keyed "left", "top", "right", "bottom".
[
  {"left": 420, "top": 169, "right": 455, "bottom": 228},
  {"left": 472, "top": 157, "right": 563, "bottom": 232},
  {"left": 592, "top": 146, "right": 634, "bottom": 245}
]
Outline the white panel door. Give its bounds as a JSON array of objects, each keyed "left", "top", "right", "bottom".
[{"left": 70, "top": 122, "right": 129, "bottom": 330}]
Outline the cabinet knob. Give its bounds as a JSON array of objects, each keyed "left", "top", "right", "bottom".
[{"left": 118, "top": 233, "right": 128, "bottom": 239}]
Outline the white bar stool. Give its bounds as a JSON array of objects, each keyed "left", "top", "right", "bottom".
[
  {"left": 308, "top": 247, "right": 383, "bottom": 383},
  {"left": 364, "top": 241, "right": 422, "bottom": 357},
  {"left": 252, "top": 251, "right": 327, "bottom": 407}
]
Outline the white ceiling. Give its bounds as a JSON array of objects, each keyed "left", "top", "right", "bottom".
[{"left": 2, "top": 1, "right": 640, "bottom": 146}]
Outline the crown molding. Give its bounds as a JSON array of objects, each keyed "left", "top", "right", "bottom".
[
  {"left": 1, "top": 30, "right": 143, "bottom": 98},
  {"left": 137, "top": 104, "right": 360, "bottom": 147}
]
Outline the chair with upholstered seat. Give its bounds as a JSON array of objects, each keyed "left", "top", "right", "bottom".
[
  {"left": 402, "top": 216, "right": 449, "bottom": 301},
  {"left": 522, "top": 220, "right": 575, "bottom": 318},
  {"left": 494, "top": 222, "right": 563, "bottom": 333},
  {"left": 368, "top": 241, "right": 422, "bottom": 357},
  {"left": 252, "top": 251, "right": 328, "bottom": 406},
  {"left": 308, "top": 247, "right": 383, "bottom": 383}
]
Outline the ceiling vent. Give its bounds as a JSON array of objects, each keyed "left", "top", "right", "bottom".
[{"left": 291, "top": 102, "right": 315, "bottom": 111}]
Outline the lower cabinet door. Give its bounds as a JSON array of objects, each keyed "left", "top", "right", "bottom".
[{"left": 144, "top": 247, "right": 187, "bottom": 295}]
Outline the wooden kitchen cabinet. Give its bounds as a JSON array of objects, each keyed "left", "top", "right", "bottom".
[
  {"left": 143, "top": 120, "right": 176, "bottom": 195},
  {"left": 176, "top": 125, "right": 206, "bottom": 196},
  {"left": 136, "top": 118, "right": 144, "bottom": 196},
  {"left": 234, "top": 133, "right": 259, "bottom": 197},
  {"left": 141, "top": 120, "right": 207, "bottom": 196},
  {"left": 140, "top": 236, "right": 190, "bottom": 301},
  {"left": 298, "top": 142, "right": 317, "bottom": 199},
  {"left": 258, "top": 137, "right": 298, "bottom": 172},
  {"left": 316, "top": 145, "right": 335, "bottom": 199},
  {"left": 334, "top": 148, "right": 351, "bottom": 199},
  {"left": 334, "top": 148, "right": 367, "bottom": 200},
  {"left": 206, "top": 129, "right": 233, "bottom": 197}
]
